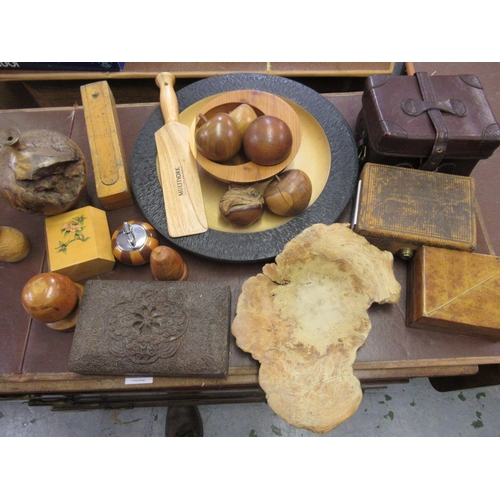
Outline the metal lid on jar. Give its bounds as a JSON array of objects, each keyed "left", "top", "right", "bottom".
[{"left": 115, "top": 221, "right": 148, "bottom": 251}]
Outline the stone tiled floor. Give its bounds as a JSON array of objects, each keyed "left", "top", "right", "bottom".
[{"left": 1, "top": 377, "right": 499, "bottom": 437}]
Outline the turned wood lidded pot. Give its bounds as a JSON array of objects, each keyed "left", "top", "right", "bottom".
[
  {"left": 150, "top": 245, "right": 189, "bottom": 281},
  {"left": 0, "top": 127, "right": 87, "bottom": 215},
  {"left": 112, "top": 220, "right": 159, "bottom": 265}
]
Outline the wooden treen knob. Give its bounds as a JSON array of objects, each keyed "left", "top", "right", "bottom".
[
  {"left": 21, "top": 272, "right": 84, "bottom": 332},
  {"left": 150, "top": 245, "right": 189, "bottom": 281}
]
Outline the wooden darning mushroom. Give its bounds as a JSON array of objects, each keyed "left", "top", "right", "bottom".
[{"left": 21, "top": 272, "right": 84, "bottom": 332}]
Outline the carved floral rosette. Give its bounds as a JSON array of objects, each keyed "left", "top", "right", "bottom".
[{"left": 68, "top": 281, "right": 231, "bottom": 377}]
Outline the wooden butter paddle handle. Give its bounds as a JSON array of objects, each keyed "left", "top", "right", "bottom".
[
  {"left": 156, "top": 72, "right": 180, "bottom": 124},
  {"left": 154, "top": 72, "right": 208, "bottom": 237}
]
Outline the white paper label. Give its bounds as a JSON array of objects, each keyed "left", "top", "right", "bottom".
[{"left": 124, "top": 377, "right": 154, "bottom": 385}]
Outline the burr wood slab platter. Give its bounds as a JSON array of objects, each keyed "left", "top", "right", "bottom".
[{"left": 232, "top": 223, "right": 401, "bottom": 433}]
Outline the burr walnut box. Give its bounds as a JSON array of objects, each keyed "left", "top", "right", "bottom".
[
  {"left": 352, "top": 163, "right": 476, "bottom": 258},
  {"left": 356, "top": 72, "right": 500, "bottom": 176},
  {"left": 407, "top": 246, "right": 500, "bottom": 341}
]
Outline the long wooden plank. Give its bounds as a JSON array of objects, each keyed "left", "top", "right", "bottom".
[
  {"left": 0, "top": 362, "right": 480, "bottom": 395},
  {"left": 0, "top": 62, "right": 395, "bottom": 81}
]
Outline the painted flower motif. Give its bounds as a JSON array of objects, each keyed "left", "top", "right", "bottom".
[
  {"left": 55, "top": 215, "right": 90, "bottom": 253},
  {"left": 61, "top": 221, "right": 82, "bottom": 233}
]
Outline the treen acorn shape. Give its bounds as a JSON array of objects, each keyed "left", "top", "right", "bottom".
[
  {"left": 150, "top": 245, "right": 189, "bottom": 281},
  {"left": 195, "top": 113, "right": 243, "bottom": 162}
]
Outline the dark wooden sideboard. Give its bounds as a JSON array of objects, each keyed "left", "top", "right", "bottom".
[
  {"left": 1, "top": 62, "right": 500, "bottom": 409},
  {"left": 0, "top": 62, "right": 397, "bottom": 109}
]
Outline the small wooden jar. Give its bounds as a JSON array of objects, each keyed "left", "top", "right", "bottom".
[{"left": 112, "top": 220, "right": 159, "bottom": 265}]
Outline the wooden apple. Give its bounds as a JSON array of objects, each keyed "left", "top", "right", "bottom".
[
  {"left": 264, "top": 170, "right": 312, "bottom": 216},
  {"left": 195, "top": 113, "right": 242, "bottom": 162},
  {"left": 243, "top": 115, "right": 293, "bottom": 166}
]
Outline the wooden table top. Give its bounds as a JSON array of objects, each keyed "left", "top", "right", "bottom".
[{"left": 1, "top": 64, "right": 500, "bottom": 396}]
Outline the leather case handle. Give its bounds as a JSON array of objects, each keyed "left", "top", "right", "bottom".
[{"left": 402, "top": 97, "right": 467, "bottom": 117}]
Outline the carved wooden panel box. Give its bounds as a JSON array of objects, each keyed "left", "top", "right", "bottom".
[
  {"left": 353, "top": 163, "right": 476, "bottom": 258},
  {"left": 68, "top": 280, "right": 231, "bottom": 376},
  {"left": 407, "top": 246, "right": 500, "bottom": 341}
]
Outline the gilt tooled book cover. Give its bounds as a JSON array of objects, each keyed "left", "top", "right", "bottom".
[{"left": 354, "top": 163, "right": 476, "bottom": 256}]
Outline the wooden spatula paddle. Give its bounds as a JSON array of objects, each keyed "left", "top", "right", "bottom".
[{"left": 154, "top": 72, "right": 208, "bottom": 237}]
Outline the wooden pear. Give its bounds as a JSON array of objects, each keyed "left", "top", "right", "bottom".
[{"left": 195, "top": 113, "right": 242, "bottom": 162}]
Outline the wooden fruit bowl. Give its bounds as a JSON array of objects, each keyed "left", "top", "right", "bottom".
[{"left": 189, "top": 90, "right": 302, "bottom": 184}]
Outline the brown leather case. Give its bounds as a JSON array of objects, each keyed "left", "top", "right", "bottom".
[
  {"left": 356, "top": 72, "right": 500, "bottom": 175},
  {"left": 353, "top": 163, "right": 476, "bottom": 256},
  {"left": 407, "top": 246, "right": 500, "bottom": 341}
]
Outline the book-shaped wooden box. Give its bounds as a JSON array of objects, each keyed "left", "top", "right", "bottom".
[
  {"left": 353, "top": 163, "right": 476, "bottom": 258},
  {"left": 407, "top": 245, "right": 500, "bottom": 341}
]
